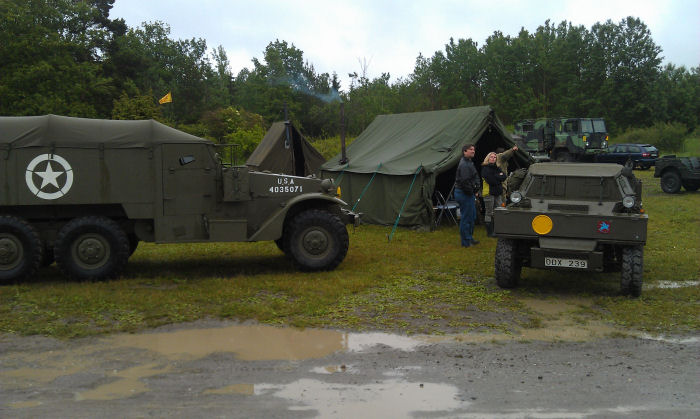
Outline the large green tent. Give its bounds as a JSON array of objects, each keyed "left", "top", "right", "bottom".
[
  {"left": 320, "top": 106, "right": 530, "bottom": 228},
  {"left": 246, "top": 121, "right": 325, "bottom": 177}
]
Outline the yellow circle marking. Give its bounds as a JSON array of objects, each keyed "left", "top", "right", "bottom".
[{"left": 532, "top": 214, "right": 553, "bottom": 235}]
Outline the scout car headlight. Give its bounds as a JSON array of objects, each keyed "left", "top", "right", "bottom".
[
  {"left": 510, "top": 191, "right": 523, "bottom": 203},
  {"left": 622, "top": 195, "right": 635, "bottom": 208}
]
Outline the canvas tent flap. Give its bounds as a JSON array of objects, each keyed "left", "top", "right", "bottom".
[
  {"left": 320, "top": 106, "right": 530, "bottom": 228},
  {"left": 0, "top": 114, "right": 210, "bottom": 148},
  {"left": 246, "top": 121, "right": 326, "bottom": 176}
]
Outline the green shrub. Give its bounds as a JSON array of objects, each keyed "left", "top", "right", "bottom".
[
  {"left": 615, "top": 122, "right": 688, "bottom": 153},
  {"left": 308, "top": 135, "right": 356, "bottom": 160}
]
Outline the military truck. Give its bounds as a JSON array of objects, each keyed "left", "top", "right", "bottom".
[
  {"left": 0, "top": 115, "right": 357, "bottom": 283},
  {"left": 653, "top": 155, "right": 700, "bottom": 193},
  {"left": 493, "top": 163, "right": 647, "bottom": 297},
  {"left": 513, "top": 118, "right": 609, "bottom": 162}
]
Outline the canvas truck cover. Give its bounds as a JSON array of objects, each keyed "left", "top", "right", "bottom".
[
  {"left": 0, "top": 114, "right": 210, "bottom": 149},
  {"left": 0, "top": 115, "right": 212, "bottom": 212},
  {"left": 246, "top": 121, "right": 325, "bottom": 176},
  {"left": 320, "top": 106, "right": 529, "bottom": 227}
]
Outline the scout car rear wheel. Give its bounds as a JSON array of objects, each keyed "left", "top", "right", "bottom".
[
  {"left": 55, "top": 216, "right": 129, "bottom": 281},
  {"left": 660, "top": 171, "right": 681, "bottom": 193},
  {"left": 620, "top": 245, "right": 643, "bottom": 297},
  {"left": 495, "top": 239, "right": 521, "bottom": 288},
  {"left": 285, "top": 209, "right": 348, "bottom": 271},
  {"left": 0, "top": 216, "right": 42, "bottom": 283}
]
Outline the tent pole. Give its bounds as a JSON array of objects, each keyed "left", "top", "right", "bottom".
[
  {"left": 351, "top": 163, "right": 382, "bottom": 212},
  {"left": 388, "top": 166, "right": 422, "bottom": 242}
]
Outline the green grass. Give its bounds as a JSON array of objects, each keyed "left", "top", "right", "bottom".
[{"left": 0, "top": 171, "right": 698, "bottom": 338}]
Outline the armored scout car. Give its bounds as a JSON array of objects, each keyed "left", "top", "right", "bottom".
[
  {"left": 654, "top": 155, "right": 700, "bottom": 193},
  {"left": 0, "top": 115, "right": 357, "bottom": 283},
  {"left": 493, "top": 163, "right": 647, "bottom": 296}
]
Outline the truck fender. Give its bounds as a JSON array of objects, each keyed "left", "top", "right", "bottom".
[{"left": 247, "top": 193, "right": 348, "bottom": 242}]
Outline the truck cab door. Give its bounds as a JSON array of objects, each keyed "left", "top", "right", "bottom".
[{"left": 162, "top": 144, "right": 217, "bottom": 215}]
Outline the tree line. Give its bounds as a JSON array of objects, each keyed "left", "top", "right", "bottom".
[{"left": 1, "top": 0, "right": 698, "bottom": 150}]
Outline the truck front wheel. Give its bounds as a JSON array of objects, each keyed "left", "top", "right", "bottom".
[
  {"left": 0, "top": 215, "right": 42, "bottom": 283},
  {"left": 495, "top": 239, "right": 521, "bottom": 288},
  {"left": 620, "top": 245, "right": 643, "bottom": 297},
  {"left": 285, "top": 209, "right": 349, "bottom": 271},
  {"left": 55, "top": 216, "right": 130, "bottom": 281}
]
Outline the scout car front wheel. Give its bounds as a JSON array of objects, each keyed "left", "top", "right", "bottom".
[
  {"left": 55, "top": 216, "right": 129, "bottom": 281},
  {"left": 660, "top": 171, "right": 681, "bottom": 193},
  {"left": 0, "top": 215, "right": 42, "bottom": 283},
  {"left": 620, "top": 245, "right": 643, "bottom": 297},
  {"left": 285, "top": 209, "right": 348, "bottom": 271},
  {"left": 495, "top": 238, "right": 521, "bottom": 288}
]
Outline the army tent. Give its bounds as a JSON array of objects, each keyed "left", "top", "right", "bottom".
[
  {"left": 246, "top": 121, "right": 325, "bottom": 176},
  {"left": 320, "top": 106, "right": 530, "bottom": 228}
]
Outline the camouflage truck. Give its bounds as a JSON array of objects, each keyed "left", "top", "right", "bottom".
[
  {"left": 653, "top": 155, "right": 700, "bottom": 193},
  {"left": 0, "top": 115, "right": 357, "bottom": 283},
  {"left": 513, "top": 118, "right": 609, "bottom": 162},
  {"left": 493, "top": 163, "right": 647, "bottom": 297}
]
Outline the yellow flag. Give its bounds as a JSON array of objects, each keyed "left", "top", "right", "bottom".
[{"left": 159, "top": 91, "right": 172, "bottom": 104}]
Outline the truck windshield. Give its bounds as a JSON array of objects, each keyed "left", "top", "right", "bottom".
[
  {"left": 593, "top": 119, "right": 607, "bottom": 132},
  {"left": 580, "top": 119, "right": 593, "bottom": 133}
]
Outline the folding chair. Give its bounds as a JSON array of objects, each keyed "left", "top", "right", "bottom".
[{"left": 434, "top": 185, "right": 459, "bottom": 226}]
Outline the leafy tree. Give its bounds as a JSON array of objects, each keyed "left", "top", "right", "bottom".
[
  {"left": 111, "top": 89, "right": 161, "bottom": 120},
  {"left": 0, "top": 0, "right": 117, "bottom": 117}
]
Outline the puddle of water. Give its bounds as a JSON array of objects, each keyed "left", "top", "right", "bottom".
[
  {"left": 203, "top": 383, "right": 255, "bottom": 396},
  {"left": 105, "top": 325, "right": 431, "bottom": 362},
  {"left": 106, "top": 325, "right": 345, "bottom": 361},
  {"left": 254, "top": 378, "right": 468, "bottom": 418},
  {"left": 2, "top": 366, "right": 84, "bottom": 385},
  {"left": 637, "top": 333, "right": 700, "bottom": 344},
  {"left": 74, "top": 363, "right": 172, "bottom": 401},
  {"left": 8, "top": 400, "right": 43, "bottom": 409},
  {"left": 647, "top": 280, "right": 700, "bottom": 289},
  {"left": 311, "top": 364, "right": 356, "bottom": 375}
]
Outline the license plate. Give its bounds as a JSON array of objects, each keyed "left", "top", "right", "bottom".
[{"left": 544, "top": 257, "right": 588, "bottom": 269}]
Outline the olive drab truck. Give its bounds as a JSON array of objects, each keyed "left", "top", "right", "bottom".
[
  {"left": 0, "top": 115, "right": 357, "bottom": 283},
  {"left": 513, "top": 118, "right": 609, "bottom": 162}
]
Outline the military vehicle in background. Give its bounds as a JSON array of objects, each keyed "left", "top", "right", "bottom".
[
  {"left": 493, "top": 163, "right": 647, "bottom": 297},
  {"left": 0, "top": 115, "right": 357, "bottom": 283},
  {"left": 513, "top": 117, "right": 609, "bottom": 162},
  {"left": 654, "top": 155, "right": 700, "bottom": 193}
]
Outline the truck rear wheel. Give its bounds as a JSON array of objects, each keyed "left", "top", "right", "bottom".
[
  {"left": 55, "top": 216, "right": 129, "bottom": 281},
  {"left": 660, "top": 171, "right": 681, "bottom": 193},
  {"left": 495, "top": 239, "right": 521, "bottom": 288},
  {"left": 554, "top": 151, "right": 573, "bottom": 162},
  {"left": 0, "top": 216, "right": 42, "bottom": 283},
  {"left": 285, "top": 209, "right": 348, "bottom": 271},
  {"left": 620, "top": 245, "right": 643, "bottom": 297}
]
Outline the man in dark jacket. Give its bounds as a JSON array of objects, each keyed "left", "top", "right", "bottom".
[{"left": 454, "top": 144, "right": 480, "bottom": 247}]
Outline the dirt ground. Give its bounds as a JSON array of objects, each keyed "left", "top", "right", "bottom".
[{"left": 1, "top": 298, "right": 698, "bottom": 418}]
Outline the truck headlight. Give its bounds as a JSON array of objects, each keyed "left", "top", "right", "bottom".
[
  {"left": 622, "top": 196, "right": 635, "bottom": 208},
  {"left": 510, "top": 191, "right": 523, "bottom": 203}
]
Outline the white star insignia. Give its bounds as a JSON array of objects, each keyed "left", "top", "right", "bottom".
[{"left": 36, "top": 161, "right": 64, "bottom": 189}]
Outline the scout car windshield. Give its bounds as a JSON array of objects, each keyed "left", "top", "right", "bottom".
[{"left": 524, "top": 174, "right": 622, "bottom": 201}]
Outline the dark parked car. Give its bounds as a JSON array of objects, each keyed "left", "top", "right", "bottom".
[{"left": 596, "top": 143, "right": 658, "bottom": 169}]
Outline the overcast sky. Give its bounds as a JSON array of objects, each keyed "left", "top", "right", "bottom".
[{"left": 110, "top": 0, "right": 699, "bottom": 91}]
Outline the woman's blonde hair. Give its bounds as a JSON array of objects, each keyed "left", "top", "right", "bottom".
[{"left": 482, "top": 152, "right": 497, "bottom": 165}]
